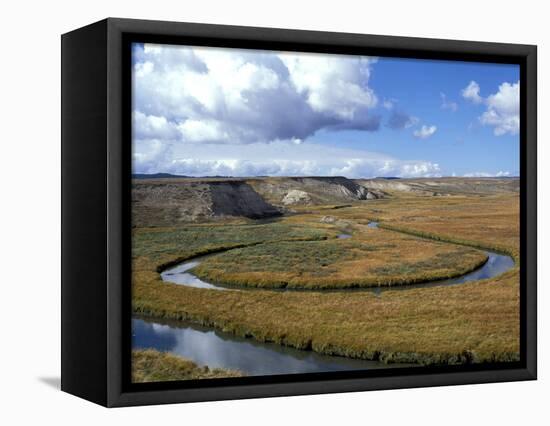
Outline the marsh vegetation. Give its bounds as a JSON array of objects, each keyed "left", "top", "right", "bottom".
[
  {"left": 131, "top": 177, "right": 520, "bottom": 379},
  {"left": 132, "top": 349, "right": 243, "bottom": 382}
]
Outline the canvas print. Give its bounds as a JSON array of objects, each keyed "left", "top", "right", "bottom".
[{"left": 130, "top": 42, "right": 520, "bottom": 383}]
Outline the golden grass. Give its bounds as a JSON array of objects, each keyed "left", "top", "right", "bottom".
[
  {"left": 133, "top": 269, "right": 519, "bottom": 365},
  {"left": 330, "top": 194, "right": 520, "bottom": 259},
  {"left": 131, "top": 193, "right": 520, "bottom": 367},
  {"left": 192, "top": 228, "right": 489, "bottom": 289},
  {"left": 133, "top": 222, "right": 333, "bottom": 271},
  {"left": 132, "top": 349, "right": 243, "bottom": 382}
]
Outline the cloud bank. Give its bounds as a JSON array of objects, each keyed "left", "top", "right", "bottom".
[
  {"left": 134, "top": 140, "right": 441, "bottom": 178},
  {"left": 133, "top": 44, "right": 380, "bottom": 145},
  {"left": 463, "top": 171, "right": 512, "bottom": 177},
  {"left": 132, "top": 43, "right": 445, "bottom": 178}
]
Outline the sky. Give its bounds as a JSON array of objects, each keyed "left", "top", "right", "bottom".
[{"left": 132, "top": 42, "right": 520, "bottom": 178}]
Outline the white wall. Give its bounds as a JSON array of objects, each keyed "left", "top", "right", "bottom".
[{"left": 1, "top": 0, "right": 546, "bottom": 424}]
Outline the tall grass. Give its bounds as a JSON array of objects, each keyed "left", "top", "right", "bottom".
[
  {"left": 132, "top": 349, "right": 243, "bottom": 382},
  {"left": 191, "top": 237, "right": 489, "bottom": 289},
  {"left": 131, "top": 193, "right": 520, "bottom": 368}
]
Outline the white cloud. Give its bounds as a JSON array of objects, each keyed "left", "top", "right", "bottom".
[
  {"left": 132, "top": 43, "right": 380, "bottom": 146},
  {"left": 279, "top": 53, "right": 378, "bottom": 121},
  {"left": 480, "top": 81, "right": 520, "bottom": 136},
  {"left": 177, "top": 119, "right": 230, "bottom": 143},
  {"left": 461, "top": 81, "right": 483, "bottom": 104},
  {"left": 133, "top": 140, "right": 441, "bottom": 178},
  {"left": 133, "top": 139, "right": 174, "bottom": 173},
  {"left": 131, "top": 43, "right": 443, "bottom": 179},
  {"left": 463, "top": 171, "right": 512, "bottom": 177},
  {"left": 133, "top": 111, "right": 180, "bottom": 140},
  {"left": 413, "top": 125, "right": 437, "bottom": 139},
  {"left": 461, "top": 80, "right": 519, "bottom": 136},
  {"left": 440, "top": 92, "right": 458, "bottom": 112}
]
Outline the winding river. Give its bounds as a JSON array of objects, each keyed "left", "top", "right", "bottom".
[
  {"left": 159, "top": 222, "right": 514, "bottom": 293},
  {"left": 134, "top": 221, "right": 515, "bottom": 375}
]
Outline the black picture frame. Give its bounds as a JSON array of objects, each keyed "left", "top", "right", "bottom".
[{"left": 61, "top": 17, "right": 537, "bottom": 407}]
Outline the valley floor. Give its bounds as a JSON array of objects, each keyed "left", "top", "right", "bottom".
[{"left": 131, "top": 188, "right": 520, "bottom": 380}]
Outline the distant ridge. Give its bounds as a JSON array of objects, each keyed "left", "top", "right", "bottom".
[
  {"left": 133, "top": 173, "right": 519, "bottom": 180},
  {"left": 133, "top": 173, "right": 234, "bottom": 179},
  {"left": 133, "top": 173, "right": 189, "bottom": 179}
]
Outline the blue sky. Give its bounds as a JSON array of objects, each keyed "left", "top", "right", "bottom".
[{"left": 132, "top": 43, "right": 520, "bottom": 178}]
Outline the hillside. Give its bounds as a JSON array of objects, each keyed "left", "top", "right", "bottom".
[
  {"left": 357, "top": 177, "right": 519, "bottom": 197},
  {"left": 132, "top": 179, "right": 281, "bottom": 227},
  {"left": 132, "top": 176, "right": 518, "bottom": 226},
  {"left": 247, "top": 176, "right": 384, "bottom": 206}
]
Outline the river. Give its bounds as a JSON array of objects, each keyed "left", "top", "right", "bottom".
[{"left": 135, "top": 221, "right": 515, "bottom": 375}]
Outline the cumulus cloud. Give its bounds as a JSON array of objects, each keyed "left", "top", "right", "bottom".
[
  {"left": 413, "top": 125, "right": 437, "bottom": 139},
  {"left": 461, "top": 80, "right": 519, "bottom": 136},
  {"left": 133, "top": 140, "right": 441, "bottom": 178},
  {"left": 480, "top": 82, "right": 520, "bottom": 136},
  {"left": 132, "top": 43, "right": 443, "bottom": 178},
  {"left": 440, "top": 92, "right": 458, "bottom": 112},
  {"left": 133, "top": 111, "right": 180, "bottom": 140},
  {"left": 132, "top": 43, "right": 380, "bottom": 146},
  {"left": 279, "top": 53, "right": 378, "bottom": 120},
  {"left": 462, "top": 81, "right": 483, "bottom": 104}
]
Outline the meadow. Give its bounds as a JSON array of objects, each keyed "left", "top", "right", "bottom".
[
  {"left": 132, "top": 191, "right": 520, "bottom": 373},
  {"left": 191, "top": 228, "right": 488, "bottom": 289}
]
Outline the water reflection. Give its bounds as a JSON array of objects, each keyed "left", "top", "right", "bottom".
[
  {"left": 378, "top": 251, "right": 515, "bottom": 294},
  {"left": 437, "top": 251, "right": 514, "bottom": 284},
  {"left": 161, "top": 249, "right": 514, "bottom": 294},
  {"left": 337, "top": 233, "right": 352, "bottom": 239},
  {"left": 132, "top": 317, "right": 399, "bottom": 376},
  {"left": 161, "top": 257, "right": 226, "bottom": 290}
]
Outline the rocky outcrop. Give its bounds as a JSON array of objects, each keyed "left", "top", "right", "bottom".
[
  {"left": 320, "top": 215, "right": 337, "bottom": 224},
  {"left": 282, "top": 190, "right": 312, "bottom": 205},
  {"left": 132, "top": 179, "right": 280, "bottom": 227},
  {"left": 249, "top": 176, "right": 383, "bottom": 205},
  {"left": 132, "top": 175, "right": 392, "bottom": 227}
]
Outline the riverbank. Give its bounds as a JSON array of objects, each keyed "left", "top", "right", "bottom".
[
  {"left": 133, "top": 266, "right": 519, "bottom": 366},
  {"left": 132, "top": 349, "right": 243, "bottom": 382},
  {"left": 133, "top": 317, "right": 401, "bottom": 375}
]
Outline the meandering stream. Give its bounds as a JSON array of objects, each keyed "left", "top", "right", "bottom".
[
  {"left": 135, "top": 221, "right": 515, "bottom": 375},
  {"left": 160, "top": 222, "right": 514, "bottom": 293}
]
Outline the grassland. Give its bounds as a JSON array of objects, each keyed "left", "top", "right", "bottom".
[
  {"left": 133, "top": 221, "right": 332, "bottom": 273},
  {"left": 328, "top": 194, "right": 520, "bottom": 260},
  {"left": 131, "top": 191, "right": 520, "bottom": 367},
  {"left": 132, "top": 349, "right": 243, "bottom": 382},
  {"left": 191, "top": 229, "right": 488, "bottom": 289}
]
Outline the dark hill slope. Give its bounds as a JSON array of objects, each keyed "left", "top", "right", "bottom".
[{"left": 132, "top": 179, "right": 281, "bottom": 227}]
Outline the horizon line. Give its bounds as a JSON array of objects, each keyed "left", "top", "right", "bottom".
[{"left": 132, "top": 173, "right": 520, "bottom": 179}]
